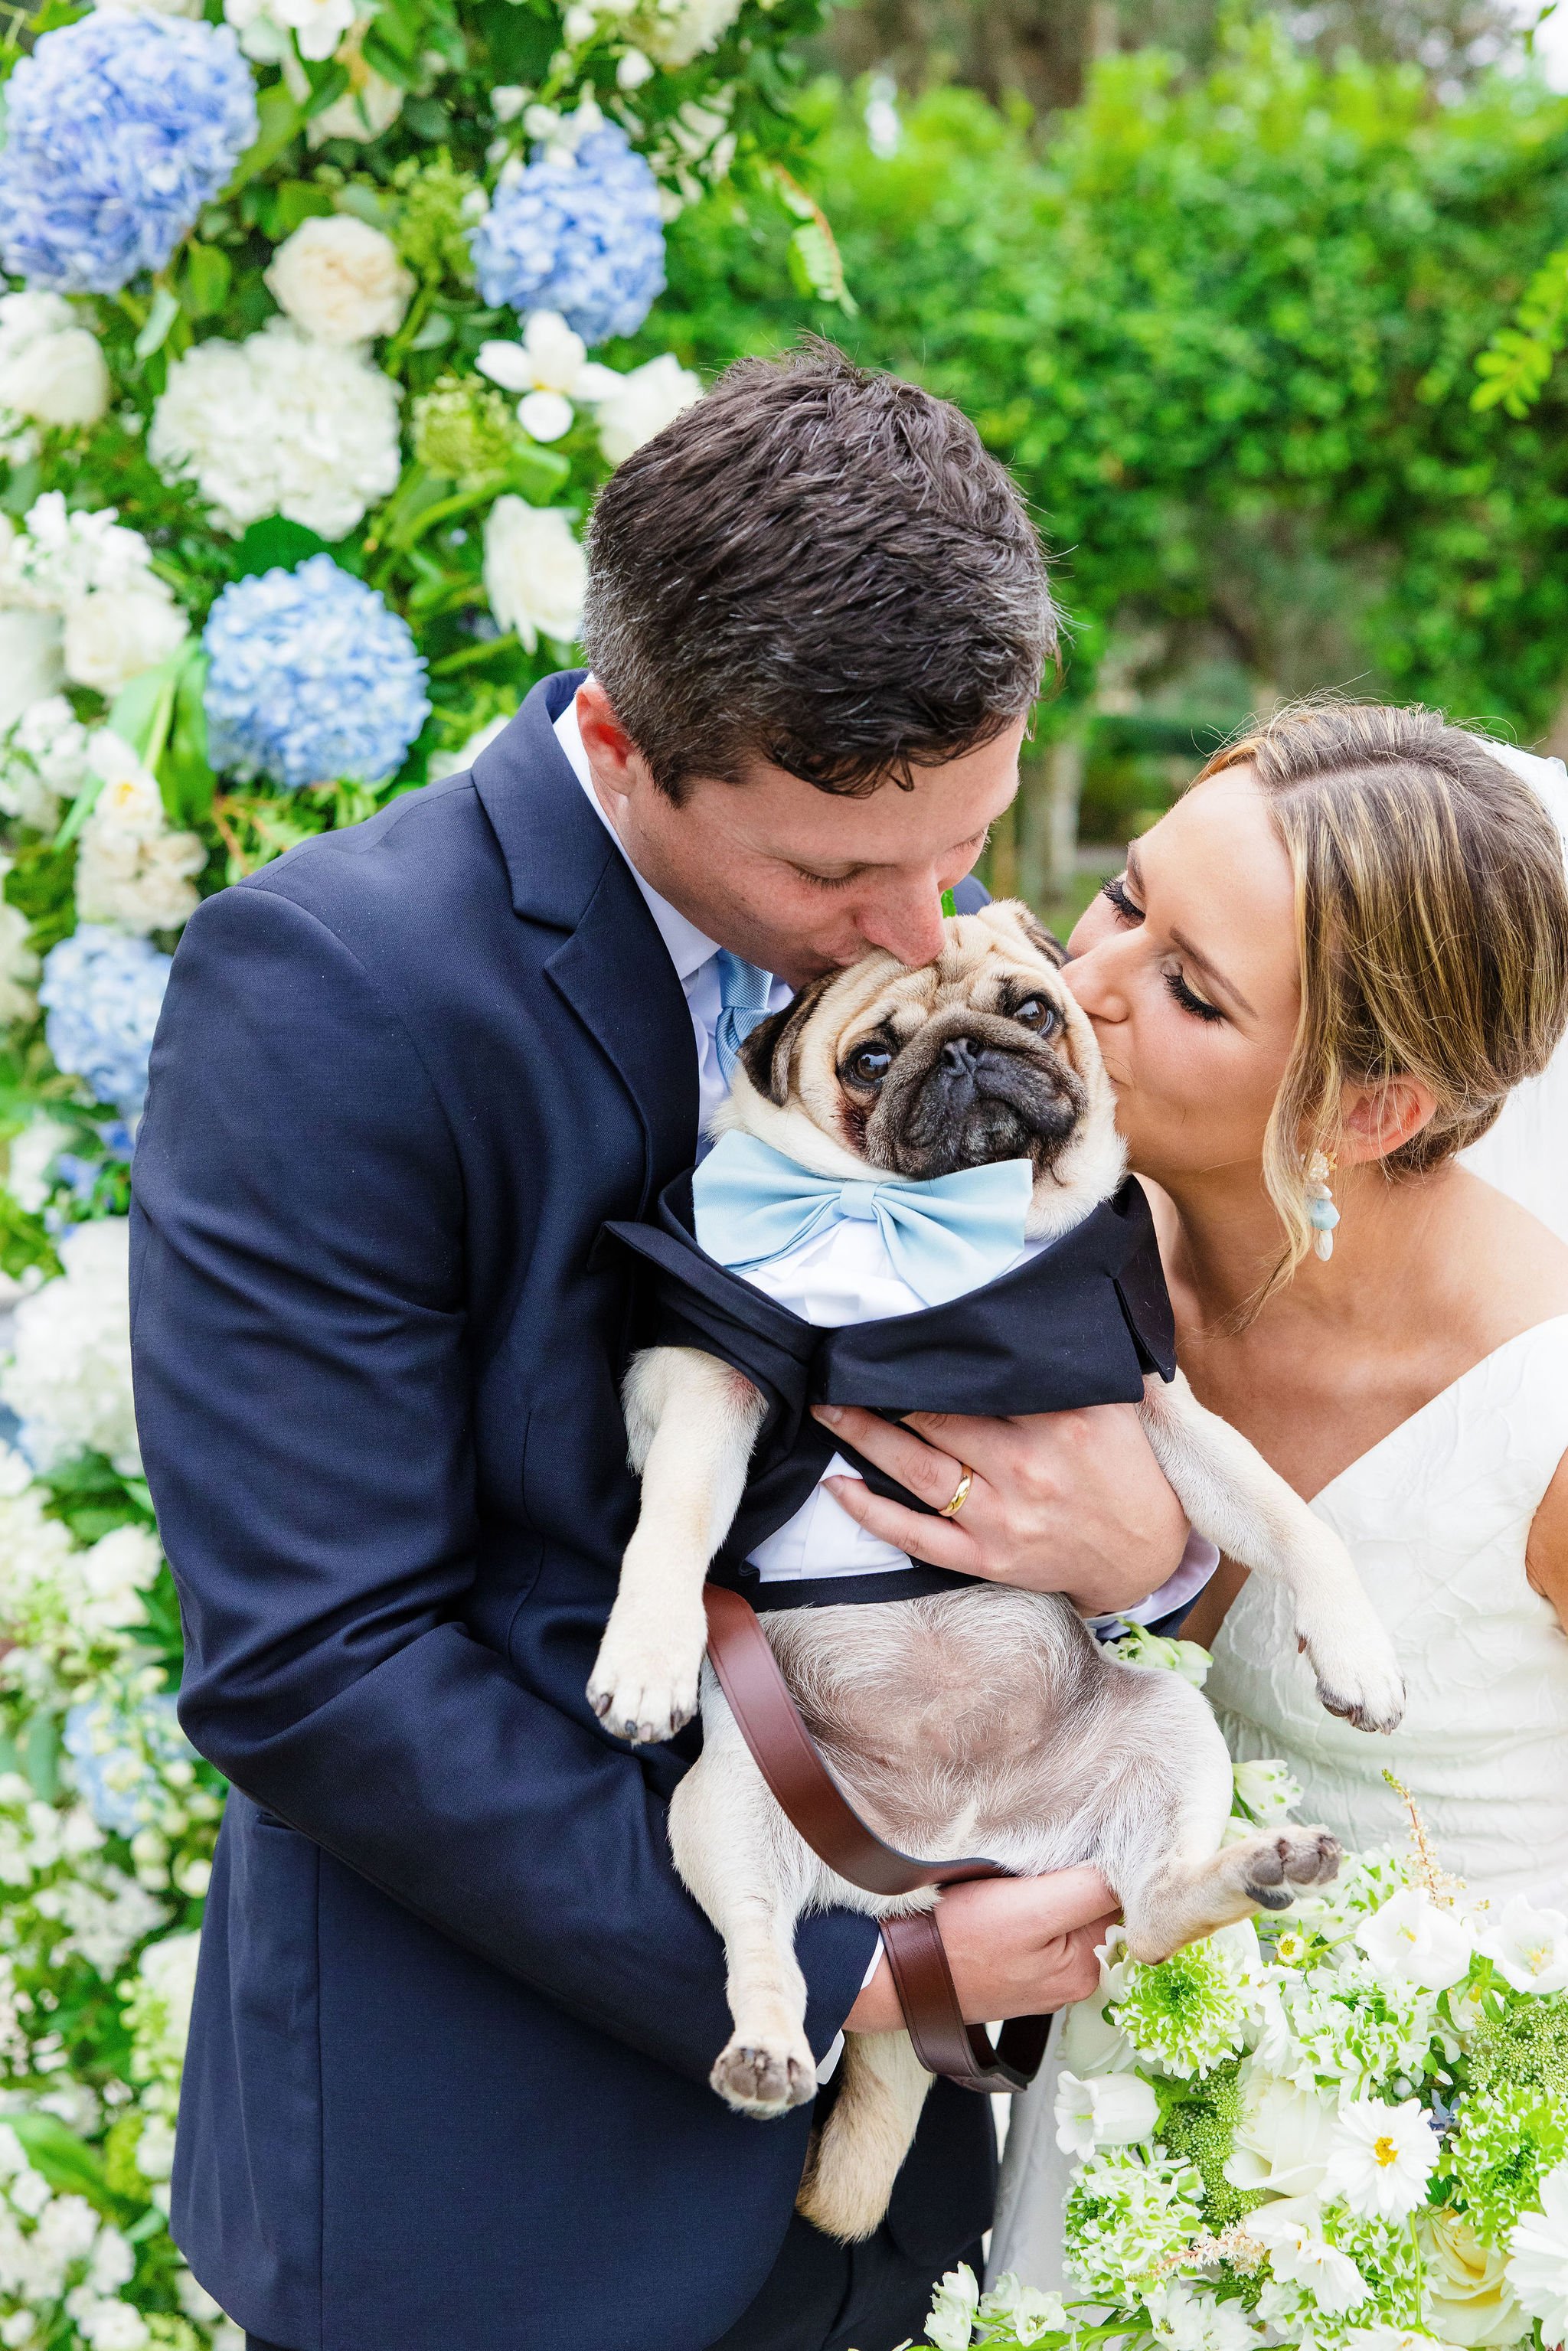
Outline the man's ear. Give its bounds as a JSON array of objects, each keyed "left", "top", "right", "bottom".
[
  {"left": 988, "top": 898, "right": 1067, "bottom": 968},
  {"left": 737, "top": 974, "right": 835, "bottom": 1107},
  {"left": 1337, "top": 1076, "right": 1439, "bottom": 1166}
]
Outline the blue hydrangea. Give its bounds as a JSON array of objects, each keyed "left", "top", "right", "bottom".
[
  {"left": 469, "top": 126, "right": 666, "bottom": 346},
  {"left": 204, "top": 556, "right": 430, "bottom": 792},
  {"left": 41, "top": 926, "right": 172, "bottom": 1118},
  {"left": 0, "top": 14, "right": 259, "bottom": 296},
  {"left": 64, "top": 1693, "right": 188, "bottom": 1839}
]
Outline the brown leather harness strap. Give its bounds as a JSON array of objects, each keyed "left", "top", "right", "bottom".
[{"left": 702, "top": 1582, "right": 1053, "bottom": 2094}]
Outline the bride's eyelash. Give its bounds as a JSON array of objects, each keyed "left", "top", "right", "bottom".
[
  {"left": 1164, "top": 968, "right": 1225, "bottom": 1024},
  {"left": 1100, "top": 875, "right": 1142, "bottom": 922}
]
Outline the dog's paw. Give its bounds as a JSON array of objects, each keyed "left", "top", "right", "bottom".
[
  {"left": 1233, "top": 1825, "right": 1342, "bottom": 1912},
  {"left": 586, "top": 1605, "right": 705, "bottom": 1745},
  {"left": 711, "top": 2033, "right": 817, "bottom": 2118},
  {"left": 1295, "top": 1603, "right": 1406, "bottom": 1735}
]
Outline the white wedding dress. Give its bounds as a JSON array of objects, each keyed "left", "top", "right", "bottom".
[{"left": 990, "top": 740, "right": 1568, "bottom": 2291}]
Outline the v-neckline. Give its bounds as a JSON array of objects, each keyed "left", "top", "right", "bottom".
[{"left": 1309, "top": 1313, "right": 1568, "bottom": 1507}]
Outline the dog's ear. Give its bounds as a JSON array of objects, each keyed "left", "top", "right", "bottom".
[
  {"left": 737, "top": 973, "right": 835, "bottom": 1107},
  {"left": 989, "top": 897, "right": 1067, "bottom": 968}
]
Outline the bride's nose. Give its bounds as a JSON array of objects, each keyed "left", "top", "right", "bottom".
[{"left": 1062, "top": 936, "right": 1130, "bottom": 1024}]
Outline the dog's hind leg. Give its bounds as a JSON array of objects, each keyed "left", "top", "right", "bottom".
[
  {"left": 795, "top": 2029, "right": 931, "bottom": 2244},
  {"left": 669, "top": 1681, "right": 822, "bottom": 2118},
  {"left": 588, "top": 1347, "right": 766, "bottom": 1745},
  {"left": 1097, "top": 1673, "right": 1341, "bottom": 1964}
]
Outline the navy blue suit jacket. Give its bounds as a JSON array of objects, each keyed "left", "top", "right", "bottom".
[{"left": 129, "top": 671, "right": 997, "bottom": 2351}]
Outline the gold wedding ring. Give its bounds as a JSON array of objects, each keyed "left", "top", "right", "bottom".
[{"left": 939, "top": 1464, "right": 975, "bottom": 1518}]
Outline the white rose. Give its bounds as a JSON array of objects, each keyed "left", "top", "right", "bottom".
[
  {"left": 0, "top": 326, "right": 110, "bottom": 431},
  {"left": 265, "top": 214, "right": 414, "bottom": 347},
  {"left": 589, "top": 352, "right": 702, "bottom": 465},
  {"left": 1418, "top": 2209, "right": 1528, "bottom": 2348},
  {"left": 1224, "top": 2069, "right": 1339, "bottom": 2201},
  {"left": 75, "top": 731, "right": 205, "bottom": 934},
  {"left": 482, "top": 498, "right": 586, "bottom": 651},
  {"left": 62, "top": 586, "right": 188, "bottom": 696},
  {"left": 0, "top": 612, "right": 65, "bottom": 731}
]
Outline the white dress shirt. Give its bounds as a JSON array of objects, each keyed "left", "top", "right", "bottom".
[{"left": 554, "top": 694, "right": 792, "bottom": 1150}]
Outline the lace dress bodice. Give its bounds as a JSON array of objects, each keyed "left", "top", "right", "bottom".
[{"left": 1206, "top": 1315, "right": 1568, "bottom": 1909}]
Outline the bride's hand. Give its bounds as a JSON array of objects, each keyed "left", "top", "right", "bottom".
[{"left": 812, "top": 1400, "right": 1187, "bottom": 1615}]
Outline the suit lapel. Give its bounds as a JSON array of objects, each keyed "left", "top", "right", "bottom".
[{"left": 472, "top": 670, "right": 700, "bottom": 1208}]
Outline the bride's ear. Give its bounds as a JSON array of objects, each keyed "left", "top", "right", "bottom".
[{"left": 1336, "top": 1076, "right": 1439, "bottom": 1165}]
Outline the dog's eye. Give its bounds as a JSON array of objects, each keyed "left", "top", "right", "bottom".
[
  {"left": 844, "top": 1045, "right": 892, "bottom": 1089},
  {"left": 1012, "top": 998, "right": 1057, "bottom": 1034}
]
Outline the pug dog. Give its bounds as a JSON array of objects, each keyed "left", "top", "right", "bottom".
[{"left": 589, "top": 900, "right": 1404, "bottom": 2243}]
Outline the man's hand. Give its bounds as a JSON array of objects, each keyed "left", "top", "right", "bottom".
[
  {"left": 814, "top": 1400, "right": 1187, "bottom": 1614},
  {"left": 844, "top": 1867, "right": 1119, "bottom": 2030}
]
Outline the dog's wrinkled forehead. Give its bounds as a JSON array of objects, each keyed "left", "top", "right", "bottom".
[
  {"left": 739, "top": 901, "right": 1072, "bottom": 1110},
  {"left": 828, "top": 907, "right": 1069, "bottom": 1061}
]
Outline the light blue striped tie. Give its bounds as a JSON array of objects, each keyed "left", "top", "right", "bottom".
[{"left": 713, "top": 948, "right": 775, "bottom": 1088}]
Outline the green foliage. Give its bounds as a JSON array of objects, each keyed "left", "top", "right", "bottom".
[
  {"left": 657, "top": 26, "right": 1568, "bottom": 736},
  {"left": 1154, "top": 2059, "right": 1258, "bottom": 2232},
  {"left": 1465, "top": 1988, "right": 1568, "bottom": 2098}
]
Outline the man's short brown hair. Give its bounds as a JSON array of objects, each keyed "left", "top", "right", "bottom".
[{"left": 582, "top": 341, "right": 1058, "bottom": 801}]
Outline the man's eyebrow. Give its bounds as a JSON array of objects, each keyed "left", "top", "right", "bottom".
[{"left": 1127, "top": 843, "right": 1257, "bottom": 1019}]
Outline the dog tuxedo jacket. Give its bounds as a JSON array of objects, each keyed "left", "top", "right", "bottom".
[{"left": 604, "top": 1168, "right": 1178, "bottom": 1612}]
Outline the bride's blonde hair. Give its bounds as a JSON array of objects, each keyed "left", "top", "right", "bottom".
[{"left": 1195, "top": 701, "right": 1568, "bottom": 1297}]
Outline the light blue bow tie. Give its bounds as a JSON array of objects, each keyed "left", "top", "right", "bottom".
[
  {"left": 713, "top": 949, "right": 775, "bottom": 1087},
  {"left": 691, "top": 1131, "right": 1034, "bottom": 1308}
]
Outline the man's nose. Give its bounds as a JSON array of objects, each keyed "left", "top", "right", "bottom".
[{"left": 856, "top": 889, "right": 948, "bottom": 969}]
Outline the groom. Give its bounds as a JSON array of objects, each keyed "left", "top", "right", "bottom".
[{"left": 130, "top": 346, "right": 1191, "bottom": 2351}]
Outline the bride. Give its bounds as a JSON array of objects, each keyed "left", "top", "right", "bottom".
[{"left": 990, "top": 699, "right": 1568, "bottom": 2287}]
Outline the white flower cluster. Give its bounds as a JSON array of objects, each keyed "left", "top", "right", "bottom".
[
  {"left": 150, "top": 316, "right": 402, "bottom": 540},
  {"left": 0, "top": 495, "right": 187, "bottom": 710},
  {"left": 74, "top": 733, "right": 205, "bottom": 936},
  {"left": 1044, "top": 1832, "right": 1568, "bottom": 2351},
  {"left": 0, "top": 695, "right": 91, "bottom": 831},
  {"left": 0, "top": 1222, "right": 139, "bottom": 1481},
  {"left": 560, "top": 0, "right": 743, "bottom": 70},
  {"left": 0, "top": 295, "right": 110, "bottom": 460}
]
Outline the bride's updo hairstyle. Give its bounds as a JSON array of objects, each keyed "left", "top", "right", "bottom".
[{"left": 1195, "top": 701, "right": 1568, "bottom": 1288}]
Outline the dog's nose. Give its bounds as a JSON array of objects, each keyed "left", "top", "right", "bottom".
[{"left": 941, "top": 1037, "right": 980, "bottom": 1077}]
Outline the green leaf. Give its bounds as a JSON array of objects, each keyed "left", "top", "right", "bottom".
[
  {"left": 11, "top": 2114, "right": 118, "bottom": 2215},
  {"left": 274, "top": 178, "right": 337, "bottom": 232},
  {"left": 227, "top": 80, "right": 303, "bottom": 194},
  {"left": 181, "top": 240, "right": 232, "bottom": 322},
  {"left": 158, "top": 645, "right": 215, "bottom": 830},
  {"left": 230, "top": 516, "right": 332, "bottom": 577},
  {"left": 19, "top": 1713, "right": 58, "bottom": 1805},
  {"left": 302, "top": 59, "right": 351, "bottom": 122},
  {"left": 0, "top": 1190, "right": 62, "bottom": 1285},
  {"left": 409, "top": 309, "right": 454, "bottom": 350},
  {"left": 132, "top": 285, "right": 180, "bottom": 362}
]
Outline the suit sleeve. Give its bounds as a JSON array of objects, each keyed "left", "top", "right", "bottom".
[{"left": 129, "top": 882, "right": 877, "bottom": 2085}]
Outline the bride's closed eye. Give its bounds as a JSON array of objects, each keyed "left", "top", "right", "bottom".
[{"left": 1099, "top": 873, "right": 1226, "bottom": 1024}]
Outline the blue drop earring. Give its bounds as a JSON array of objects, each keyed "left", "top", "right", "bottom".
[{"left": 1306, "top": 1149, "right": 1340, "bottom": 1261}]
